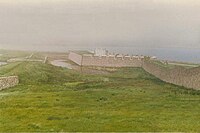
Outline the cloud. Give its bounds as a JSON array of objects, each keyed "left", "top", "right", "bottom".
[
  {"left": 153, "top": 0, "right": 200, "bottom": 6},
  {"left": 0, "top": 0, "right": 66, "bottom": 4},
  {"left": 0, "top": 0, "right": 200, "bottom": 50}
]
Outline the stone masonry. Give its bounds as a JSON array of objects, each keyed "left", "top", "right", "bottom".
[
  {"left": 142, "top": 61, "right": 200, "bottom": 90},
  {"left": 68, "top": 51, "right": 142, "bottom": 67},
  {"left": 0, "top": 76, "right": 19, "bottom": 90}
]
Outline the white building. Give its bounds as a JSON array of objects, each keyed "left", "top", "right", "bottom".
[{"left": 94, "top": 48, "right": 108, "bottom": 56}]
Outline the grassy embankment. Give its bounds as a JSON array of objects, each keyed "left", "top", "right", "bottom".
[{"left": 0, "top": 54, "right": 200, "bottom": 132}]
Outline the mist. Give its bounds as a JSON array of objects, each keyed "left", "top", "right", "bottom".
[{"left": 0, "top": 0, "right": 200, "bottom": 52}]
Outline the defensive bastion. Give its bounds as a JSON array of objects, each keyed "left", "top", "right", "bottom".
[
  {"left": 68, "top": 51, "right": 200, "bottom": 90},
  {"left": 68, "top": 51, "right": 142, "bottom": 67},
  {"left": 0, "top": 76, "right": 19, "bottom": 90}
]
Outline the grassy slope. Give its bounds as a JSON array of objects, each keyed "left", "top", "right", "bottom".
[
  {"left": 0, "top": 50, "right": 31, "bottom": 62},
  {"left": 0, "top": 62, "right": 200, "bottom": 132}
]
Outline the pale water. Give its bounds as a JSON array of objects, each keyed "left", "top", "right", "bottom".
[
  {"left": 0, "top": 62, "right": 7, "bottom": 66},
  {"left": 50, "top": 60, "right": 72, "bottom": 69}
]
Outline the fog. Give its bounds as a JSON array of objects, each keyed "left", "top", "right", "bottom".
[{"left": 0, "top": 0, "right": 200, "bottom": 52}]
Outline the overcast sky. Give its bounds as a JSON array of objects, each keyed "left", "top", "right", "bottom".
[{"left": 0, "top": 0, "right": 200, "bottom": 51}]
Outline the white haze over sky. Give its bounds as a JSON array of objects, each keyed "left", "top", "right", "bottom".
[{"left": 0, "top": 0, "right": 200, "bottom": 52}]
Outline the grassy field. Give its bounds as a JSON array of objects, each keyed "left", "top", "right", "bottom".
[
  {"left": 0, "top": 52, "right": 200, "bottom": 132},
  {"left": 153, "top": 60, "right": 200, "bottom": 69},
  {"left": 0, "top": 50, "right": 31, "bottom": 62}
]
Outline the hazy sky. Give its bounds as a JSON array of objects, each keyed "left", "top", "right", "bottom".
[{"left": 0, "top": 0, "right": 200, "bottom": 51}]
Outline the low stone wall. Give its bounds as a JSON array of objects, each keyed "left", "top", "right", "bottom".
[
  {"left": 0, "top": 76, "right": 19, "bottom": 90},
  {"left": 142, "top": 61, "right": 200, "bottom": 90}
]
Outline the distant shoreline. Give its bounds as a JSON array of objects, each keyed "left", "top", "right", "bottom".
[{"left": 1, "top": 47, "right": 200, "bottom": 64}]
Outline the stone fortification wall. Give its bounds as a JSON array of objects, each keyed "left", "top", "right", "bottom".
[
  {"left": 68, "top": 52, "right": 142, "bottom": 67},
  {"left": 142, "top": 61, "right": 200, "bottom": 90},
  {"left": 82, "top": 56, "right": 142, "bottom": 67},
  {"left": 0, "top": 76, "right": 19, "bottom": 90},
  {"left": 68, "top": 52, "right": 82, "bottom": 65},
  {"left": 68, "top": 52, "right": 200, "bottom": 90}
]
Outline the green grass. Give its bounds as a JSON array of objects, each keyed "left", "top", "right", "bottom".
[
  {"left": 0, "top": 50, "right": 31, "bottom": 62},
  {"left": 152, "top": 60, "right": 199, "bottom": 69},
  {"left": 0, "top": 60, "right": 200, "bottom": 131}
]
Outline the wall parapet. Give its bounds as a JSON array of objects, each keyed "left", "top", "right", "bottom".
[{"left": 0, "top": 76, "right": 19, "bottom": 90}]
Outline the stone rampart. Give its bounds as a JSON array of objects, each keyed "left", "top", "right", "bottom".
[
  {"left": 142, "top": 61, "right": 200, "bottom": 90},
  {"left": 0, "top": 76, "right": 19, "bottom": 90},
  {"left": 68, "top": 52, "right": 82, "bottom": 65},
  {"left": 68, "top": 51, "right": 200, "bottom": 90},
  {"left": 68, "top": 52, "right": 142, "bottom": 67},
  {"left": 82, "top": 56, "right": 142, "bottom": 67}
]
